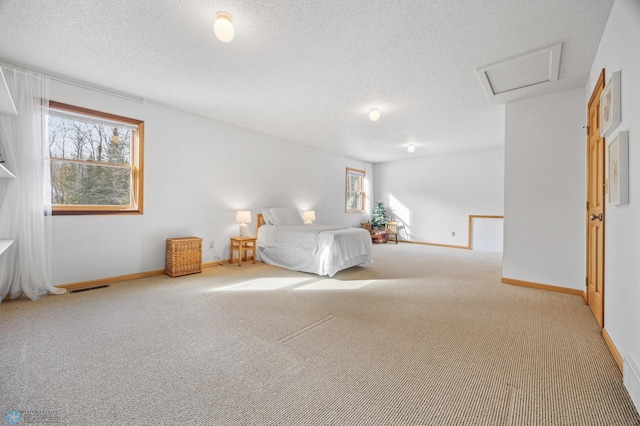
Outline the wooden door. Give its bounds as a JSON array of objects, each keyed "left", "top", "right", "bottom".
[{"left": 586, "top": 69, "right": 605, "bottom": 328}]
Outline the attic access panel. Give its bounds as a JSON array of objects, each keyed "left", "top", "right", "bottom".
[{"left": 476, "top": 43, "right": 562, "bottom": 98}]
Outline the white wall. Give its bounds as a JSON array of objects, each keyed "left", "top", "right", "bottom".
[
  {"left": 471, "top": 217, "right": 504, "bottom": 253},
  {"left": 587, "top": 0, "right": 640, "bottom": 409},
  {"left": 503, "top": 87, "right": 586, "bottom": 289},
  {"left": 373, "top": 148, "right": 504, "bottom": 247},
  {"left": 50, "top": 81, "right": 369, "bottom": 285}
]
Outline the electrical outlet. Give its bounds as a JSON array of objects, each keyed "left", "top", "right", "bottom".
[
  {"left": 451, "top": 231, "right": 455, "bottom": 236},
  {"left": 209, "top": 241, "right": 214, "bottom": 249}
]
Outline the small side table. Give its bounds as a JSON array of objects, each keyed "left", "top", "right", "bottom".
[{"left": 229, "top": 236, "right": 257, "bottom": 267}]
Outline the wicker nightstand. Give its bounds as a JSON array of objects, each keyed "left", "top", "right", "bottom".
[{"left": 165, "top": 237, "right": 202, "bottom": 277}]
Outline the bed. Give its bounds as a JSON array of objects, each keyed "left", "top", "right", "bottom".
[{"left": 256, "top": 208, "right": 373, "bottom": 277}]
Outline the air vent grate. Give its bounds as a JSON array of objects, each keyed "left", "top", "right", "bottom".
[{"left": 69, "top": 284, "right": 110, "bottom": 293}]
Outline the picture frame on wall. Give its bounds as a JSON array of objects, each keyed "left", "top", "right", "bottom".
[
  {"left": 600, "top": 71, "right": 621, "bottom": 138},
  {"left": 607, "top": 130, "right": 628, "bottom": 206}
]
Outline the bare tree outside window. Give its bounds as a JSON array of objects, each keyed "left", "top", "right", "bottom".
[
  {"left": 345, "top": 168, "right": 365, "bottom": 213},
  {"left": 48, "top": 102, "right": 144, "bottom": 214}
]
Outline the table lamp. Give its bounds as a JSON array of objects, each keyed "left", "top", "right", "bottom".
[
  {"left": 235, "top": 210, "right": 252, "bottom": 236},
  {"left": 303, "top": 210, "right": 316, "bottom": 225}
]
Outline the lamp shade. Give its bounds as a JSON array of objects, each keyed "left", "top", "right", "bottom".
[
  {"left": 235, "top": 210, "right": 252, "bottom": 224},
  {"left": 214, "top": 12, "right": 235, "bottom": 42},
  {"left": 303, "top": 210, "right": 316, "bottom": 224}
]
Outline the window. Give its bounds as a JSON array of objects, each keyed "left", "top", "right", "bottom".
[
  {"left": 345, "top": 167, "right": 365, "bottom": 213},
  {"left": 47, "top": 101, "right": 144, "bottom": 215}
]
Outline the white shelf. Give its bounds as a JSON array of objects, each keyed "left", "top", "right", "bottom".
[
  {"left": 0, "top": 163, "right": 15, "bottom": 179},
  {"left": 0, "top": 68, "right": 18, "bottom": 116},
  {"left": 0, "top": 239, "right": 14, "bottom": 256}
]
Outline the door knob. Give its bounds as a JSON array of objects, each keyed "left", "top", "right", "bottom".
[{"left": 590, "top": 213, "right": 603, "bottom": 221}]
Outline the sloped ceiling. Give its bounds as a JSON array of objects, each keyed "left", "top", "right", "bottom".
[{"left": 0, "top": 0, "right": 613, "bottom": 163}]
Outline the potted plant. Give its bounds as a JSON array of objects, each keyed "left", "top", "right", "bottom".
[{"left": 371, "top": 201, "right": 388, "bottom": 242}]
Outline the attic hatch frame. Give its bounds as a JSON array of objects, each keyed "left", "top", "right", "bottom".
[{"left": 476, "top": 43, "right": 563, "bottom": 99}]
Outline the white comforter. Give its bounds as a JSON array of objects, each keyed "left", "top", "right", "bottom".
[{"left": 257, "top": 224, "right": 373, "bottom": 277}]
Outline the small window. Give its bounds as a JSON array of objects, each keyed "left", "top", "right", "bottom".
[
  {"left": 345, "top": 167, "right": 365, "bottom": 213},
  {"left": 48, "top": 101, "right": 144, "bottom": 215}
]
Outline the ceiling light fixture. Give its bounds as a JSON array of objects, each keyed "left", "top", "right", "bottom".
[
  {"left": 407, "top": 145, "right": 416, "bottom": 153},
  {"left": 368, "top": 109, "right": 380, "bottom": 122},
  {"left": 214, "top": 12, "right": 235, "bottom": 43}
]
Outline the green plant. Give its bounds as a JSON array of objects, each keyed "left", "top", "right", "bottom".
[{"left": 371, "top": 201, "right": 388, "bottom": 230}]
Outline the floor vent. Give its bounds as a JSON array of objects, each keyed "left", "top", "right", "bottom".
[{"left": 70, "top": 284, "right": 110, "bottom": 293}]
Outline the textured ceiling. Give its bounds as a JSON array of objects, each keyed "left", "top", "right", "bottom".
[{"left": 0, "top": 0, "right": 613, "bottom": 163}]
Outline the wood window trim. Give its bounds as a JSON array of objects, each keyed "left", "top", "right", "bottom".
[
  {"left": 49, "top": 101, "right": 144, "bottom": 215},
  {"left": 345, "top": 167, "right": 366, "bottom": 214}
]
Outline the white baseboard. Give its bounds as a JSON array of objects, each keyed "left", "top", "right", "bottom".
[{"left": 623, "top": 355, "right": 640, "bottom": 412}]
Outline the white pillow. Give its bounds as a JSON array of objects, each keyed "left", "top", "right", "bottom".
[
  {"left": 269, "top": 207, "right": 304, "bottom": 226},
  {"left": 261, "top": 208, "right": 274, "bottom": 225}
]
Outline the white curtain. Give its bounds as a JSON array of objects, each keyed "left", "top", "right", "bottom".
[
  {"left": 0, "top": 66, "right": 65, "bottom": 301},
  {"left": 364, "top": 161, "right": 374, "bottom": 215}
]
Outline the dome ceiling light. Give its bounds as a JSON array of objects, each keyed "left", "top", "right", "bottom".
[{"left": 214, "top": 12, "right": 235, "bottom": 43}]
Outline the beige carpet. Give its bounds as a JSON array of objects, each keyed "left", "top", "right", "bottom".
[{"left": 1, "top": 244, "right": 639, "bottom": 425}]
